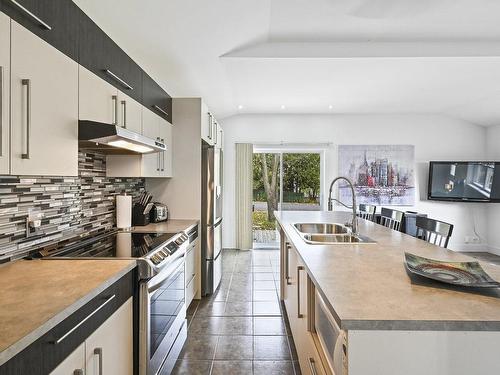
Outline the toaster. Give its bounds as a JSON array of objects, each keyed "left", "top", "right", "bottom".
[{"left": 150, "top": 203, "right": 169, "bottom": 223}]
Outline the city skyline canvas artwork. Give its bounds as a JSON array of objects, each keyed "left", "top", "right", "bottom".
[{"left": 338, "top": 145, "right": 416, "bottom": 206}]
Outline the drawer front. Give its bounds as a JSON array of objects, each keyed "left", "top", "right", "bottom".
[{"left": 0, "top": 270, "right": 136, "bottom": 375}]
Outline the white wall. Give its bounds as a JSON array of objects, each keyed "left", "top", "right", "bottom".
[
  {"left": 221, "top": 114, "right": 489, "bottom": 251},
  {"left": 487, "top": 125, "right": 500, "bottom": 254}
]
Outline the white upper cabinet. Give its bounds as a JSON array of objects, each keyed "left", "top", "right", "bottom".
[
  {"left": 159, "top": 118, "right": 173, "bottom": 177},
  {"left": 10, "top": 21, "right": 78, "bottom": 176},
  {"left": 140, "top": 108, "right": 161, "bottom": 177},
  {"left": 201, "top": 101, "right": 215, "bottom": 146},
  {"left": 117, "top": 90, "right": 142, "bottom": 134},
  {"left": 106, "top": 109, "right": 173, "bottom": 178},
  {"left": 0, "top": 13, "right": 10, "bottom": 175},
  {"left": 79, "top": 66, "right": 118, "bottom": 124}
]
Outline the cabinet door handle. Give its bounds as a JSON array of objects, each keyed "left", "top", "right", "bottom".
[
  {"left": 285, "top": 243, "right": 291, "bottom": 285},
  {"left": 73, "top": 370, "right": 84, "bottom": 375},
  {"left": 21, "top": 79, "right": 31, "bottom": 159},
  {"left": 153, "top": 105, "right": 168, "bottom": 117},
  {"left": 208, "top": 112, "right": 212, "bottom": 140},
  {"left": 308, "top": 358, "right": 318, "bottom": 375},
  {"left": 54, "top": 294, "right": 116, "bottom": 344},
  {"left": 156, "top": 137, "right": 160, "bottom": 171},
  {"left": 104, "top": 69, "right": 133, "bottom": 90},
  {"left": 94, "top": 347, "right": 103, "bottom": 375},
  {"left": 112, "top": 95, "right": 118, "bottom": 126},
  {"left": 160, "top": 138, "right": 165, "bottom": 171},
  {"left": 297, "top": 265, "right": 304, "bottom": 318},
  {"left": 0, "top": 66, "right": 3, "bottom": 157},
  {"left": 121, "top": 100, "right": 127, "bottom": 128},
  {"left": 9, "top": 0, "right": 52, "bottom": 30}
]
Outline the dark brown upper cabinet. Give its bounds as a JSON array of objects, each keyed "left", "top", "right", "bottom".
[
  {"left": 143, "top": 72, "right": 172, "bottom": 123},
  {"left": 78, "top": 14, "right": 143, "bottom": 104},
  {"left": 0, "top": 0, "right": 80, "bottom": 61}
]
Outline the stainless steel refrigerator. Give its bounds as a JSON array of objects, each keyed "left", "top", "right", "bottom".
[{"left": 201, "top": 142, "right": 223, "bottom": 295}]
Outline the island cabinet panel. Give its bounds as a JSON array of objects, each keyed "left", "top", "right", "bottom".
[{"left": 347, "top": 330, "right": 500, "bottom": 375}]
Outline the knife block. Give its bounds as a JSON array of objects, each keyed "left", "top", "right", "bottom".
[{"left": 132, "top": 203, "right": 150, "bottom": 226}]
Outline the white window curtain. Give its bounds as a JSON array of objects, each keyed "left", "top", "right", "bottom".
[{"left": 235, "top": 143, "right": 253, "bottom": 250}]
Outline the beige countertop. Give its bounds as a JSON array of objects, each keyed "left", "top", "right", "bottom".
[
  {"left": 131, "top": 219, "right": 198, "bottom": 234},
  {"left": 0, "top": 259, "right": 136, "bottom": 366},
  {"left": 276, "top": 211, "right": 500, "bottom": 331}
]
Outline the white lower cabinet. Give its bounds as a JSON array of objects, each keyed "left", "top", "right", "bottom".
[
  {"left": 282, "top": 240, "right": 329, "bottom": 375},
  {"left": 49, "top": 343, "right": 85, "bottom": 375},
  {"left": 10, "top": 20, "right": 78, "bottom": 176},
  {"left": 50, "top": 298, "right": 133, "bottom": 375}
]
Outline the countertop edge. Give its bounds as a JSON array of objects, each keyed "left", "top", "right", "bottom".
[
  {"left": 0, "top": 261, "right": 137, "bottom": 366},
  {"left": 341, "top": 319, "right": 500, "bottom": 331},
  {"left": 275, "top": 214, "right": 500, "bottom": 332}
]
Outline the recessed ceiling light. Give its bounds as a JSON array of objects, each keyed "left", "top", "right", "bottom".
[
  {"left": 238, "top": 105, "right": 243, "bottom": 110},
  {"left": 280, "top": 105, "right": 286, "bottom": 110},
  {"left": 328, "top": 105, "right": 333, "bottom": 110}
]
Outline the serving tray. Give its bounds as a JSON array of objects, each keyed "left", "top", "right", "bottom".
[{"left": 404, "top": 252, "right": 500, "bottom": 288}]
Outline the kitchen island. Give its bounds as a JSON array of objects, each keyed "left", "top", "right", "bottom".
[{"left": 276, "top": 210, "right": 500, "bottom": 375}]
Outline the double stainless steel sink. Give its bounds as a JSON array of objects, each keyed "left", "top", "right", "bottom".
[{"left": 293, "top": 222, "right": 376, "bottom": 245}]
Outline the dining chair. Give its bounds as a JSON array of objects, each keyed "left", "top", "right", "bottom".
[
  {"left": 416, "top": 216, "right": 454, "bottom": 248},
  {"left": 380, "top": 208, "right": 404, "bottom": 231},
  {"left": 358, "top": 204, "right": 377, "bottom": 222}
]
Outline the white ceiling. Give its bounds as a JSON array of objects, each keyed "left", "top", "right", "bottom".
[{"left": 74, "top": 0, "right": 500, "bottom": 125}]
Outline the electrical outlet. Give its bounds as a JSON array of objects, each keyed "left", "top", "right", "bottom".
[{"left": 465, "top": 236, "right": 481, "bottom": 244}]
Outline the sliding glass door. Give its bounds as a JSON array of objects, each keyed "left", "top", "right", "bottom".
[{"left": 252, "top": 149, "right": 322, "bottom": 249}]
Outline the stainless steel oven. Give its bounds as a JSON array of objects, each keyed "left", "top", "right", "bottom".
[{"left": 139, "top": 253, "right": 186, "bottom": 375}]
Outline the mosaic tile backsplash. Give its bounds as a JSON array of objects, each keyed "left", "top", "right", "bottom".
[{"left": 0, "top": 151, "right": 145, "bottom": 263}]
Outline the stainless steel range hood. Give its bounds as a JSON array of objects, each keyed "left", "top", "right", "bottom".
[{"left": 78, "top": 120, "right": 166, "bottom": 155}]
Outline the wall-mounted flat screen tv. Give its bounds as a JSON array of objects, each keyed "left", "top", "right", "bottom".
[{"left": 428, "top": 161, "right": 500, "bottom": 202}]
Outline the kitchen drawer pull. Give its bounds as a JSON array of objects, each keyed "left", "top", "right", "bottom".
[
  {"left": 285, "top": 243, "right": 291, "bottom": 285},
  {"left": 94, "top": 347, "right": 103, "bottom": 375},
  {"left": 0, "top": 66, "right": 3, "bottom": 157},
  {"left": 9, "top": 0, "right": 52, "bottom": 30},
  {"left": 308, "top": 358, "right": 318, "bottom": 375},
  {"left": 112, "top": 95, "right": 118, "bottom": 126},
  {"left": 73, "top": 369, "right": 84, "bottom": 375},
  {"left": 104, "top": 69, "right": 133, "bottom": 90},
  {"left": 153, "top": 105, "right": 169, "bottom": 117},
  {"left": 54, "top": 294, "right": 116, "bottom": 344},
  {"left": 21, "top": 79, "right": 31, "bottom": 159},
  {"left": 121, "top": 100, "right": 127, "bottom": 128},
  {"left": 297, "top": 265, "right": 304, "bottom": 318}
]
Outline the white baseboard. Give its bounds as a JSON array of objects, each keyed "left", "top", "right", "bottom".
[{"left": 451, "top": 243, "right": 500, "bottom": 255}]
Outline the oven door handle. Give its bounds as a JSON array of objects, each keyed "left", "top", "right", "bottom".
[{"left": 147, "top": 255, "right": 185, "bottom": 294}]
